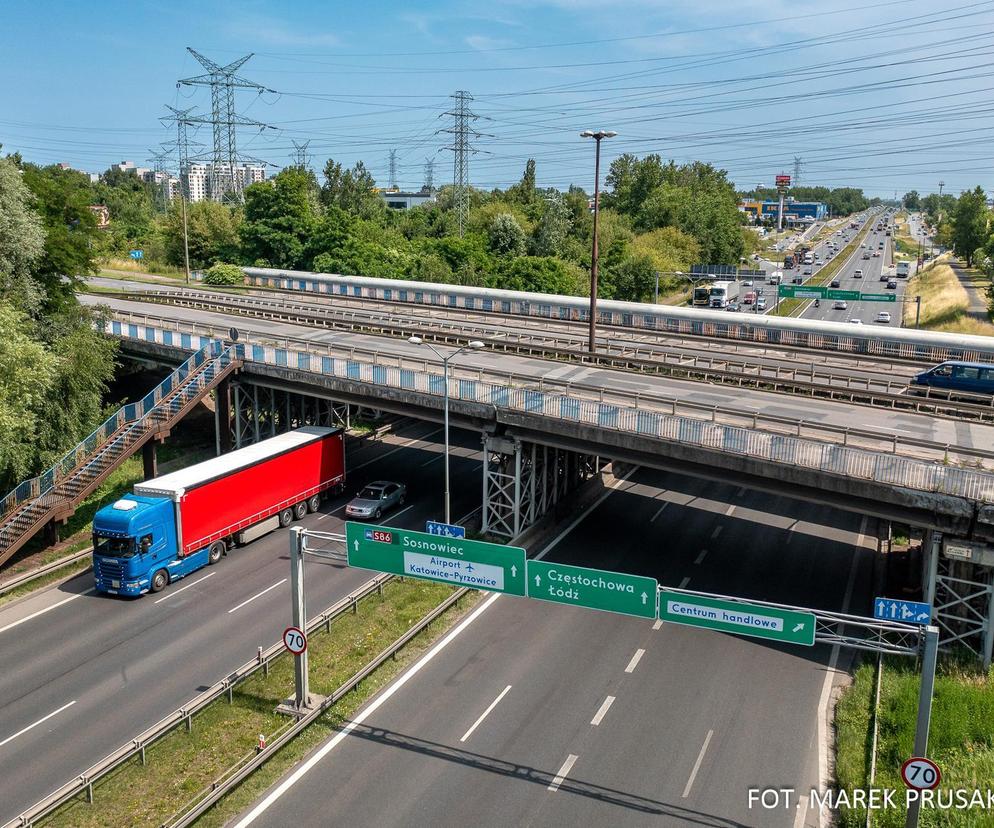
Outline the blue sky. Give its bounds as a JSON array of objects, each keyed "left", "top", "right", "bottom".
[{"left": 3, "top": 0, "right": 994, "bottom": 197}]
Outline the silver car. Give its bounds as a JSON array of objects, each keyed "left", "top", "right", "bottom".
[{"left": 346, "top": 481, "right": 407, "bottom": 520}]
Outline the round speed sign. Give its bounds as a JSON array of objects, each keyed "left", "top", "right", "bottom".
[
  {"left": 283, "top": 626, "right": 307, "bottom": 655},
  {"left": 901, "top": 757, "right": 941, "bottom": 790}
]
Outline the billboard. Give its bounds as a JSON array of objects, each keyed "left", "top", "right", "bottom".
[{"left": 775, "top": 174, "right": 791, "bottom": 188}]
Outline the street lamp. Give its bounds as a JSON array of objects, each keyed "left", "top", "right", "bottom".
[
  {"left": 580, "top": 129, "right": 617, "bottom": 352},
  {"left": 408, "top": 336, "right": 485, "bottom": 524}
]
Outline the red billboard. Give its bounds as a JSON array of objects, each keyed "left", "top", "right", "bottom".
[{"left": 775, "top": 174, "right": 791, "bottom": 187}]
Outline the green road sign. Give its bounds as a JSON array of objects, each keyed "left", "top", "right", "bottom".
[
  {"left": 778, "top": 285, "right": 823, "bottom": 299},
  {"left": 528, "top": 560, "right": 657, "bottom": 619},
  {"left": 859, "top": 293, "right": 897, "bottom": 302},
  {"left": 346, "top": 522, "right": 527, "bottom": 596},
  {"left": 658, "top": 590, "right": 816, "bottom": 646},
  {"left": 826, "top": 289, "right": 860, "bottom": 300}
]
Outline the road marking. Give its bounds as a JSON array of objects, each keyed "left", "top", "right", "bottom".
[
  {"left": 548, "top": 754, "right": 579, "bottom": 792},
  {"left": 650, "top": 502, "right": 668, "bottom": 523},
  {"left": 625, "top": 648, "right": 645, "bottom": 673},
  {"left": 233, "top": 471, "right": 638, "bottom": 827},
  {"left": 652, "top": 619, "right": 663, "bottom": 631},
  {"left": 811, "top": 514, "right": 866, "bottom": 828},
  {"left": 590, "top": 695, "right": 615, "bottom": 726},
  {"left": 0, "top": 700, "right": 76, "bottom": 749},
  {"left": 0, "top": 590, "right": 94, "bottom": 635},
  {"left": 154, "top": 572, "right": 215, "bottom": 604},
  {"left": 736, "top": 487, "right": 746, "bottom": 496},
  {"left": 349, "top": 427, "right": 444, "bottom": 472},
  {"left": 679, "top": 576, "right": 691, "bottom": 588},
  {"left": 694, "top": 549, "right": 708, "bottom": 565},
  {"left": 682, "top": 729, "right": 714, "bottom": 798},
  {"left": 227, "top": 578, "right": 287, "bottom": 614},
  {"left": 460, "top": 685, "right": 511, "bottom": 743},
  {"left": 420, "top": 454, "right": 442, "bottom": 467},
  {"left": 724, "top": 503, "right": 736, "bottom": 516},
  {"left": 710, "top": 526, "right": 722, "bottom": 539}
]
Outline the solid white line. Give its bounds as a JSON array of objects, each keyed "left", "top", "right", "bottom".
[
  {"left": 386, "top": 504, "right": 416, "bottom": 523},
  {"left": 227, "top": 578, "right": 287, "bottom": 614},
  {"left": 710, "top": 526, "right": 722, "bottom": 540},
  {"left": 811, "top": 514, "right": 865, "bottom": 828},
  {"left": 235, "top": 472, "right": 638, "bottom": 827},
  {"left": 154, "top": 572, "right": 215, "bottom": 604},
  {"left": 547, "top": 754, "right": 579, "bottom": 792},
  {"left": 694, "top": 550, "right": 708, "bottom": 565},
  {"left": 0, "top": 700, "right": 76, "bottom": 748},
  {"left": 724, "top": 504, "right": 736, "bottom": 516},
  {"left": 652, "top": 619, "right": 663, "bottom": 631},
  {"left": 0, "top": 591, "right": 93, "bottom": 635},
  {"left": 349, "top": 427, "right": 444, "bottom": 472},
  {"left": 679, "top": 576, "right": 691, "bottom": 589},
  {"left": 590, "top": 696, "right": 615, "bottom": 726},
  {"left": 650, "top": 502, "right": 668, "bottom": 523},
  {"left": 234, "top": 590, "right": 502, "bottom": 827},
  {"left": 459, "top": 685, "right": 511, "bottom": 743},
  {"left": 625, "top": 648, "right": 645, "bottom": 673},
  {"left": 420, "top": 454, "right": 442, "bottom": 467},
  {"left": 682, "top": 729, "right": 714, "bottom": 798}
]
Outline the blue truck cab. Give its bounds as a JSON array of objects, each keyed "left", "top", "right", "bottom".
[{"left": 92, "top": 496, "right": 206, "bottom": 596}]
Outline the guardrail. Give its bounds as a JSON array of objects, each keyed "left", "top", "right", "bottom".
[
  {"left": 0, "top": 342, "right": 223, "bottom": 523},
  {"left": 104, "top": 318, "right": 994, "bottom": 504},
  {"left": 96, "top": 297, "right": 994, "bottom": 426},
  {"left": 5, "top": 571, "right": 393, "bottom": 827},
  {"left": 0, "top": 549, "right": 92, "bottom": 598}
]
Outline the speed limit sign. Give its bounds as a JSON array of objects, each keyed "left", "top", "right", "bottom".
[
  {"left": 901, "top": 757, "right": 941, "bottom": 790},
  {"left": 283, "top": 626, "right": 307, "bottom": 655}
]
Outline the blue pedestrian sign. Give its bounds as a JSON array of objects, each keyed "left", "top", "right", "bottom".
[
  {"left": 873, "top": 597, "right": 931, "bottom": 625},
  {"left": 425, "top": 520, "right": 465, "bottom": 539},
  {"left": 129, "top": 249, "right": 143, "bottom": 260}
]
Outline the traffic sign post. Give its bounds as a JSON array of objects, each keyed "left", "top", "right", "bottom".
[
  {"left": 527, "top": 560, "right": 657, "bottom": 619},
  {"left": 658, "top": 590, "right": 816, "bottom": 646},
  {"left": 901, "top": 757, "right": 940, "bottom": 790},
  {"left": 907, "top": 626, "right": 940, "bottom": 828},
  {"left": 283, "top": 626, "right": 307, "bottom": 655},
  {"left": 129, "top": 249, "right": 143, "bottom": 260},
  {"left": 425, "top": 520, "right": 466, "bottom": 539},
  {"left": 288, "top": 527, "right": 311, "bottom": 711},
  {"left": 346, "top": 522, "right": 527, "bottom": 595},
  {"left": 874, "top": 597, "right": 931, "bottom": 625}
]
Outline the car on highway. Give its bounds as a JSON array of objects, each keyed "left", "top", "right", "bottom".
[
  {"left": 803, "top": 268, "right": 812, "bottom": 275},
  {"left": 726, "top": 302, "right": 741, "bottom": 312},
  {"left": 849, "top": 318, "right": 863, "bottom": 325},
  {"left": 876, "top": 311, "right": 892, "bottom": 324},
  {"left": 862, "top": 252, "right": 871, "bottom": 260},
  {"left": 911, "top": 361, "right": 994, "bottom": 395},
  {"left": 756, "top": 298, "right": 767, "bottom": 311},
  {"left": 873, "top": 251, "right": 881, "bottom": 257},
  {"left": 830, "top": 278, "right": 841, "bottom": 288},
  {"left": 742, "top": 279, "right": 753, "bottom": 287},
  {"left": 833, "top": 300, "right": 848, "bottom": 310},
  {"left": 887, "top": 279, "right": 898, "bottom": 289},
  {"left": 853, "top": 269, "right": 863, "bottom": 278},
  {"left": 881, "top": 273, "right": 890, "bottom": 282},
  {"left": 345, "top": 481, "right": 407, "bottom": 520}
]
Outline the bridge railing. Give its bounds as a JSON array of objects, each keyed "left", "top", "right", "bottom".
[
  {"left": 0, "top": 341, "right": 223, "bottom": 522},
  {"left": 105, "top": 320, "right": 994, "bottom": 506}
]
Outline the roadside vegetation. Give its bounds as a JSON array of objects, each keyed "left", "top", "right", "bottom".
[
  {"left": 902, "top": 258, "right": 994, "bottom": 335},
  {"left": 41, "top": 578, "right": 476, "bottom": 828},
  {"left": 835, "top": 654, "right": 994, "bottom": 827}
]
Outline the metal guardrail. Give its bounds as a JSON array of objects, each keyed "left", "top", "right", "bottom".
[
  {"left": 0, "top": 342, "right": 223, "bottom": 523},
  {"left": 5, "top": 571, "right": 393, "bottom": 828},
  {"left": 0, "top": 549, "right": 92, "bottom": 598}
]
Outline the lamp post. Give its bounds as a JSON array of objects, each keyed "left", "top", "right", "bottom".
[
  {"left": 408, "top": 337, "right": 485, "bottom": 524},
  {"left": 580, "top": 129, "right": 616, "bottom": 352}
]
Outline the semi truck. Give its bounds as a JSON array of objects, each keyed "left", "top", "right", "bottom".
[
  {"left": 709, "top": 281, "right": 739, "bottom": 309},
  {"left": 896, "top": 261, "right": 911, "bottom": 277},
  {"left": 91, "top": 426, "right": 346, "bottom": 596}
]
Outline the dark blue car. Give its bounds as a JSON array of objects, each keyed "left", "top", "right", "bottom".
[{"left": 911, "top": 361, "right": 994, "bottom": 395}]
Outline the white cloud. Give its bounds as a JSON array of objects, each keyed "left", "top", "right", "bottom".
[{"left": 224, "top": 17, "right": 341, "bottom": 48}]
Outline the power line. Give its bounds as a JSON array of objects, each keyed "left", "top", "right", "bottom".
[
  {"left": 290, "top": 138, "right": 310, "bottom": 169},
  {"left": 438, "top": 90, "right": 488, "bottom": 235}
]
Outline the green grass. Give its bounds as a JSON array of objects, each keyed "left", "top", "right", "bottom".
[
  {"left": 835, "top": 654, "right": 994, "bottom": 827},
  {"left": 41, "top": 579, "right": 477, "bottom": 827}
]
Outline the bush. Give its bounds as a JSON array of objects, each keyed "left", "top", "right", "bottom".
[{"left": 202, "top": 262, "right": 244, "bottom": 285}]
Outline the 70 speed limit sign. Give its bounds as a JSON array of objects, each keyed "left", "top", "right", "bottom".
[
  {"left": 283, "top": 625, "right": 307, "bottom": 655},
  {"left": 901, "top": 757, "right": 941, "bottom": 790}
]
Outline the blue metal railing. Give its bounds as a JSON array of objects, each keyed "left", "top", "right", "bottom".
[{"left": 0, "top": 341, "right": 224, "bottom": 522}]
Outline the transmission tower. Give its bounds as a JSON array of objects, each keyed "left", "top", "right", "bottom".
[
  {"left": 423, "top": 157, "right": 435, "bottom": 193},
  {"left": 161, "top": 105, "right": 198, "bottom": 200},
  {"left": 439, "top": 91, "right": 486, "bottom": 235},
  {"left": 146, "top": 148, "right": 172, "bottom": 212},
  {"left": 793, "top": 156, "right": 802, "bottom": 188},
  {"left": 388, "top": 149, "right": 398, "bottom": 190},
  {"left": 290, "top": 139, "right": 310, "bottom": 170},
  {"left": 178, "top": 49, "right": 276, "bottom": 203}
]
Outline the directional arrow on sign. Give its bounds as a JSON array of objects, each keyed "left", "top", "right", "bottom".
[
  {"left": 534, "top": 574, "right": 541, "bottom": 587},
  {"left": 511, "top": 565, "right": 517, "bottom": 577}
]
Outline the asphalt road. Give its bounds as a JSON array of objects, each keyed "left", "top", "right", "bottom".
[
  {"left": 77, "top": 293, "right": 994, "bottom": 457},
  {"left": 237, "top": 469, "right": 876, "bottom": 828},
  {"left": 0, "top": 421, "right": 484, "bottom": 821}
]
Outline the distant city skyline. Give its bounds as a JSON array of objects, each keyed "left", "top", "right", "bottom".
[{"left": 1, "top": 0, "right": 992, "bottom": 198}]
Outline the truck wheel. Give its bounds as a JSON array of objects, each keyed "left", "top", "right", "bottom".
[
  {"left": 399, "top": 494, "right": 406, "bottom": 506},
  {"left": 151, "top": 569, "right": 169, "bottom": 593},
  {"left": 208, "top": 542, "right": 224, "bottom": 565},
  {"left": 279, "top": 508, "right": 293, "bottom": 527},
  {"left": 307, "top": 495, "right": 321, "bottom": 513},
  {"left": 294, "top": 502, "right": 307, "bottom": 520}
]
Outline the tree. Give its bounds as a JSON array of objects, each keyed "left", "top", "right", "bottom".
[
  {"left": 320, "top": 159, "right": 382, "bottom": 218},
  {"left": 531, "top": 193, "right": 573, "bottom": 257},
  {"left": 490, "top": 256, "right": 583, "bottom": 295},
  {"left": 610, "top": 253, "right": 658, "bottom": 303},
  {"left": 203, "top": 262, "right": 244, "bottom": 285},
  {"left": 487, "top": 213, "right": 526, "bottom": 257},
  {"left": 506, "top": 159, "right": 537, "bottom": 207},
  {"left": 239, "top": 168, "right": 322, "bottom": 269},
  {"left": 0, "top": 158, "right": 46, "bottom": 313},
  {"left": 903, "top": 191, "right": 921, "bottom": 211},
  {"left": 951, "top": 186, "right": 989, "bottom": 266},
  {"left": 161, "top": 200, "right": 241, "bottom": 270}
]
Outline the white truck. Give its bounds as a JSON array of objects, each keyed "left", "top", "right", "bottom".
[{"left": 896, "top": 261, "right": 911, "bottom": 278}]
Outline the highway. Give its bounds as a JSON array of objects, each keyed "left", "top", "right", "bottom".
[
  {"left": 235, "top": 468, "right": 876, "bottom": 828},
  {"left": 0, "top": 422, "right": 484, "bottom": 821},
  {"left": 79, "top": 293, "right": 994, "bottom": 466}
]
